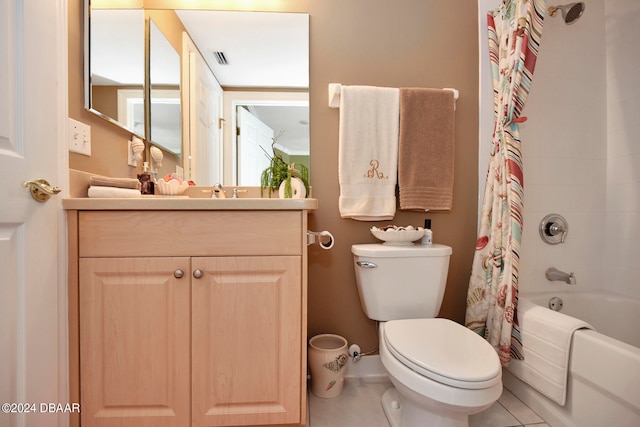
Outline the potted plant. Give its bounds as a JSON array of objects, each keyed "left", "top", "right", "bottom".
[{"left": 260, "top": 144, "right": 309, "bottom": 198}]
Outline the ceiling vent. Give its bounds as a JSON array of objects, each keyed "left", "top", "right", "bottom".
[{"left": 212, "top": 51, "right": 228, "bottom": 65}]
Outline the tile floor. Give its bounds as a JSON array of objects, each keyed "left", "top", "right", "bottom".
[{"left": 308, "top": 376, "right": 550, "bottom": 427}]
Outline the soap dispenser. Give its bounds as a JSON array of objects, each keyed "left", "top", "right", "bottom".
[
  {"left": 138, "top": 161, "right": 154, "bottom": 195},
  {"left": 421, "top": 219, "right": 433, "bottom": 245}
]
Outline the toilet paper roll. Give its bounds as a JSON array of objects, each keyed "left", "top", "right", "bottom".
[
  {"left": 318, "top": 231, "right": 334, "bottom": 250},
  {"left": 307, "top": 230, "right": 335, "bottom": 250}
]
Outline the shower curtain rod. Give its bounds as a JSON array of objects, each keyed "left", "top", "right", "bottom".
[{"left": 327, "top": 83, "right": 459, "bottom": 109}]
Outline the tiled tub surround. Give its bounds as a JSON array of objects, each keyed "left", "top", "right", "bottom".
[
  {"left": 514, "top": 0, "right": 640, "bottom": 296},
  {"left": 479, "top": 0, "right": 640, "bottom": 295}
]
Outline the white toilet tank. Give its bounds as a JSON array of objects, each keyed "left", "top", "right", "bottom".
[{"left": 352, "top": 243, "right": 452, "bottom": 321}]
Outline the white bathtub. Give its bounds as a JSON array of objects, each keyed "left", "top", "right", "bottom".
[{"left": 503, "top": 291, "right": 640, "bottom": 427}]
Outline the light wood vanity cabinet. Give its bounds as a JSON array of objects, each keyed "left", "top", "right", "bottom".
[{"left": 67, "top": 209, "right": 310, "bottom": 427}]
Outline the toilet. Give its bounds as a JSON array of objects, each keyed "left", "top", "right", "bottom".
[{"left": 352, "top": 243, "right": 502, "bottom": 427}]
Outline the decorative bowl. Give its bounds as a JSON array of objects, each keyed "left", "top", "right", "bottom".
[
  {"left": 156, "top": 178, "right": 189, "bottom": 195},
  {"left": 370, "top": 225, "right": 425, "bottom": 246}
]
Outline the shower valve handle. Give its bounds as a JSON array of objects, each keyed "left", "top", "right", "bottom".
[
  {"left": 539, "top": 214, "right": 569, "bottom": 245},
  {"left": 547, "top": 223, "right": 567, "bottom": 243}
]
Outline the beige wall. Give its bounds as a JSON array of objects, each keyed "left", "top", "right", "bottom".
[{"left": 69, "top": 0, "right": 479, "bottom": 351}]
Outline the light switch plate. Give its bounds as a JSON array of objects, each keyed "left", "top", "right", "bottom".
[{"left": 68, "top": 118, "right": 91, "bottom": 156}]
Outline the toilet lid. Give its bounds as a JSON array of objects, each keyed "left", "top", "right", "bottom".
[{"left": 383, "top": 318, "right": 501, "bottom": 389}]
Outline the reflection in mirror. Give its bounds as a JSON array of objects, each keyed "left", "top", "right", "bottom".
[
  {"left": 182, "top": 31, "right": 224, "bottom": 186},
  {"left": 87, "top": 8, "right": 145, "bottom": 137},
  {"left": 223, "top": 91, "right": 309, "bottom": 186},
  {"left": 149, "top": 19, "right": 182, "bottom": 156},
  {"left": 236, "top": 104, "right": 309, "bottom": 186},
  {"left": 179, "top": 11, "right": 309, "bottom": 187},
  {"left": 176, "top": 10, "right": 308, "bottom": 89}
]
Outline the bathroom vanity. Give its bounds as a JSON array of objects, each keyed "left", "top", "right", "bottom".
[{"left": 64, "top": 197, "right": 317, "bottom": 427}]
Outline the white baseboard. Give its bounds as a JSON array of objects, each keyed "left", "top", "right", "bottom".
[{"left": 344, "top": 355, "right": 387, "bottom": 379}]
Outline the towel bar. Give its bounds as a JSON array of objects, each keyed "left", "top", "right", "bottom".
[{"left": 328, "top": 83, "right": 459, "bottom": 109}]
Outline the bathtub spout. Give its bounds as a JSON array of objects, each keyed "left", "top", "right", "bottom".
[{"left": 545, "top": 267, "right": 576, "bottom": 285}]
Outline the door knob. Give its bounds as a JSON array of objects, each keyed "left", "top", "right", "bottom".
[
  {"left": 23, "top": 179, "right": 61, "bottom": 202},
  {"left": 193, "top": 269, "right": 203, "bottom": 279}
]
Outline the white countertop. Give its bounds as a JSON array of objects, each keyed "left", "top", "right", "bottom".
[{"left": 62, "top": 196, "right": 318, "bottom": 211}]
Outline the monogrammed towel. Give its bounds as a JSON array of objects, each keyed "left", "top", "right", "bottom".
[{"left": 338, "top": 85, "right": 400, "bottom": 221}]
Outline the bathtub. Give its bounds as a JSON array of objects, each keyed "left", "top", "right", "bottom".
[{"left": 502, "top": 291, "right": 640, "bottom": 427}]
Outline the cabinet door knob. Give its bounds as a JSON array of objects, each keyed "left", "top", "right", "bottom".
[
  {"left": 174, "top": 269, "right": 184, "bottom": 278},
  {"left": 193, "top": 269, "right": 203, "bottom": 279}
]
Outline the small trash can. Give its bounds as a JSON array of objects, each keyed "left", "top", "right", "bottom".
[{"left": 308, "top": 334, "right": 349, "bottom": 398}]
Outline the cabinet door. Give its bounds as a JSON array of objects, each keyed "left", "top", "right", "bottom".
[
  {"left": 192, "top": 256, "right": 302, "bottom": 427},
  {"left": 79, "top": 257, "right": 191, "bottom": 427}
]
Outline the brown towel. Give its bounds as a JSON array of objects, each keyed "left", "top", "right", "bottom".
[
  {"left": 89, "top": 175, "right": 141, "bottom": 190},
  {"left": 398, "top": 88, "right": 455, "bottom": 211}
]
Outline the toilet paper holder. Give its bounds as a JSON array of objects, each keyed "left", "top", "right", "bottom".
[{"left": 307, "top": 230, "right": 334, "bottom": 250}]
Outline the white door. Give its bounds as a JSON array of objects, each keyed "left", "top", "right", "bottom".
[
  {"left": 0, "top": 1, "right": 67, "bottom": 427},
  {"left": 237, "top": 107, "right": 274, "bottom": 186},
  {"left": 182, "top": 32, "right": 223, "bottom": 186}
]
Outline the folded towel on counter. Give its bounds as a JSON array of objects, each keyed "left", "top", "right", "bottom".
[
  {"left": 506, "top": 298, "right": 594, "bottom": 406},
  {"left": 339, "top": 85, "right": 400, "bottom": 221},
  {"left": 398, "top": 88, "right": 455, "bottom": 211},
  {"left": 89, "top": 175, "right": 141, "bottom": 190},
  {"left": 88, "top": 186, "right": 142, "bottom": 198}
]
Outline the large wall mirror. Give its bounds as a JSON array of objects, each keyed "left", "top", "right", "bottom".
[{"left": 85, "top": 1, "right": 309, "bottom": 187}]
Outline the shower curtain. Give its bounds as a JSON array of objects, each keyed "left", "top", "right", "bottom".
[{"left": 465, "top": 0, "right": 546, "bottom": 366}]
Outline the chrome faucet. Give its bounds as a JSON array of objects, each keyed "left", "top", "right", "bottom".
[
  {"left": 545, "top": 267, "right": 576, "bottom": 285},
  {"left": 211, "top": 183, "right": 226, "bottom": 199},
  {"left": 231, "top": 188, "right": 249, "bottom": 198}
]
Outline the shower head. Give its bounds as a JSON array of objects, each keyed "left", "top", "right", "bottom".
[{"left": 548, "top": 2, "right": 585, "bottom": 24}]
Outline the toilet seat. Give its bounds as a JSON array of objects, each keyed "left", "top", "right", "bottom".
[{"left": 383, "top": 318, "right": 501, "bottom": 390}]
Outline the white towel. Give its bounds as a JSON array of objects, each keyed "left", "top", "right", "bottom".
[
  {"left": 507, "top": 298, "right": 594, "bottom": 405},
  {"left": 88, "top": 186, "right": 142, "bottom": 198},
  {"left": 339, "top": 85, "right": 399, "bottom": 221}
]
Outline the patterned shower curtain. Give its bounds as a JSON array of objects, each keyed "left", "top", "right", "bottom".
[{"left": 465, "top": 0, "right": 546, "bottom": 366}]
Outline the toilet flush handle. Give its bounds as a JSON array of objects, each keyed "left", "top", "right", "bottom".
[{"left": 356, "top": 261, "right": 377, "bottom": 268}]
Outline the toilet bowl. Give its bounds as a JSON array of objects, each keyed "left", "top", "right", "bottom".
[
  {"left": 351, "top": 243, "right": 502, "bottom": 427},
  {"left": 379, "top": 319, "right": 502, "bottom": 427}
]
